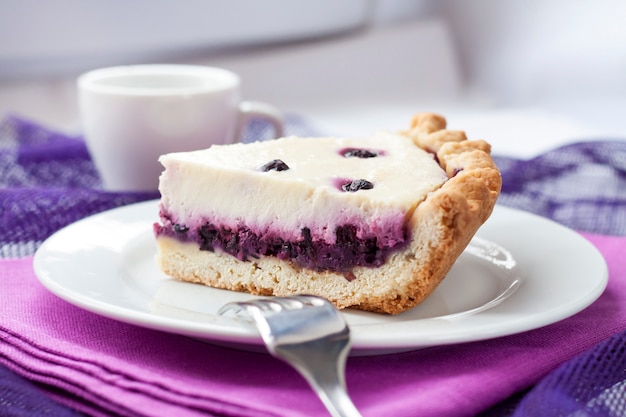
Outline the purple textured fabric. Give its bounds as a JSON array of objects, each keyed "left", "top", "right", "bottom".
[
  {"left": 514, "top": 328, "right": 626, "bottom": 417},
  {"left": 1, "top": 115, "right": 626, "bottom": 416},
  {"left": 0, "top": 364, "right": 83, "bottom": 417},
  {"left": 493, "top": 141, "right": 626, "bottom": 236}
]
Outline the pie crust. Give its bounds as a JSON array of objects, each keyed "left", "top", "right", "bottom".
[{"left": 155, "top": 113, "right": 501, "bottom": 314}]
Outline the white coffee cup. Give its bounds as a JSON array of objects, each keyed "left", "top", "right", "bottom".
[{"left": 78, "top": 64, "right": 284, "bottom": 191}]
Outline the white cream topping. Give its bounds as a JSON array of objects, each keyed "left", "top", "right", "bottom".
[{"left": 158, "top": 132, "right": 448, "bottom": 243}]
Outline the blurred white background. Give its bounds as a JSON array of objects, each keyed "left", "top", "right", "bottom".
[{"left": 1, "top": 0, "right": 625, "bottom": 157}]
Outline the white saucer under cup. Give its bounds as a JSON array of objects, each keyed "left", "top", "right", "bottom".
[{"left": 78, "top": 64, "right": 284, "bottom": 192}]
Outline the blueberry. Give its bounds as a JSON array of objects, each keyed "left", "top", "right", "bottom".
[
  {"left": 341, "top": 148, "right": 380, "bottom": 158},
  {"left": 173, "top": 224, "right": 189, "bottom": 233},
  {"left": 260, "top": 159, "right": 289, "bottom": 172},
  {"left": 342, "top": 179, "right": 374, "bottom": 192},
  {"left": 198, "top": 224, "right": 219, "bottom": 251}
]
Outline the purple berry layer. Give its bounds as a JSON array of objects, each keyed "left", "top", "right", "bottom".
[{"left": 154, "top": 210, "right": 409, "bottom": 273}]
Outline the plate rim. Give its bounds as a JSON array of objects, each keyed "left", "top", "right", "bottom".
[{"left": 33, "top": 200, "right": 609, "bottom": 353}]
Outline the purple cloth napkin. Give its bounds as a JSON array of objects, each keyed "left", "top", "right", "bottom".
[{"left": 1, "top": 115, "right": 626, "bottom": 416}]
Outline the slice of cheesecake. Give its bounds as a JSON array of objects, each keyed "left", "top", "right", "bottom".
[{"left": 154, "top": 113, "right": 501, "bottom": 314}]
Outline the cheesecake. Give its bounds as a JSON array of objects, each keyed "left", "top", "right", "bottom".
[{"left": 154, "top": 113, "right": 501, "bottom": 314}]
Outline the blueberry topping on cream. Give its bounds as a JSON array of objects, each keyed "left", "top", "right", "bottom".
[
  {"left": 260, "top": 159, "right": 289, "bottom": 172},
  {"left": 342, "top": 179, "right": 374, "bottom": 192},
  {"left": 340, "top": 148, "right": 383, "bottom": 158}
]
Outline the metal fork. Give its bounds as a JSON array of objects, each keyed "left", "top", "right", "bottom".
[{"left": 218, "top": 295, "right": 363, "bottom": 417}]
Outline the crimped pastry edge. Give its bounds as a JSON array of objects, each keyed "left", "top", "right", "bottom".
[{"left": 155, "top": 113, "right": 502, "bottom": 314}]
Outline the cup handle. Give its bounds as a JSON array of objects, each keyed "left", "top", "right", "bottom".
[{"left": 234, "top": 101, "right": 285, "bottom": 143}]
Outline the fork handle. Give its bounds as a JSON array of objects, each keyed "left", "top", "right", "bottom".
[
  {"left": 313, "top": 378, "right": 363, "bottom": 417},
  {"left": 288, "top": 350, "right": 363, "bottom": 417}
]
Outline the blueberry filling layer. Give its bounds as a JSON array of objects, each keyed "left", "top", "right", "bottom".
[{"left": 155, "top": 217, "right": 408, "bottom": 273}]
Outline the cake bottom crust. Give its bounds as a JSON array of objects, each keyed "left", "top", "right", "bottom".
[{"left": 156, "top": 236, "right": 442, "bottom": 315}]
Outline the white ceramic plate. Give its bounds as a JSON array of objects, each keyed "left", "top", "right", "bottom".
[{"left": 33, "top": 201, "right": 607, "bottom": 355}]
